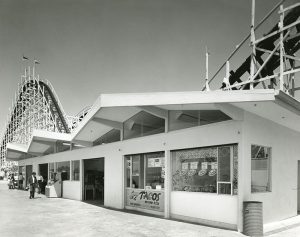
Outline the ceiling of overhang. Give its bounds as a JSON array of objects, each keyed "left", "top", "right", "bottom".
[
  {"left": 6, "top": 150, "right": 26, "bottom": 160},
  {"left": 156, "top": 104, "right": 218, "bottom": 110},
  {"left": 75, "top": 120, "right": 112, "bottom": 142},
  {"left": 233, "top": 101, "right": 300, "bottom": 132},
  {"left": 94, "top": 107, "right": 141, "bottom": 122}
]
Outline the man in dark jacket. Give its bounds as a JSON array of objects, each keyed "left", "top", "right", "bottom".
[{"left": 28, "top": 172, "right": 38, "bottom": 199}]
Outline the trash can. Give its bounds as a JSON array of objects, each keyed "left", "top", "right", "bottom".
[{"left": 243, "top": 201, "right": 263, "bottom": 237}]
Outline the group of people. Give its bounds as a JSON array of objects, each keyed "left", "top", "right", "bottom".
[
  {"left": 8, "top": 172, "right": 47, "bottom": 199},
  {"left": 7, "top": 173, "right": 23, "bottom": 189}
]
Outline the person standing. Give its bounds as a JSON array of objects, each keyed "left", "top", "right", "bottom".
[
  {"left": 28, "top": 172, "right": 37, "bottom": 199},
  {"left": 18, "top": 173, "right": 23, "bottom": 190}
]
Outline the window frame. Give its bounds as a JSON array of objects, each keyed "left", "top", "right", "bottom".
[
  {"left": 171, "top": 144, "right": 236, "bottom": 195},
  {"left": 251, "top": 144, "right": 272, "bottom": 193},
  {"left": 125, "top": 152, "right": 165, "bottom": 190}
]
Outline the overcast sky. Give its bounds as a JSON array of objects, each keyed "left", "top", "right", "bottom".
[{"left": 0, "top": 0, "right": 298, "bottom": 134}]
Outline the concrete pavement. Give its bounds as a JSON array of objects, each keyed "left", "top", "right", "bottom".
[{"left": 0, "top": 180, "right": 299, "bottom": 237}]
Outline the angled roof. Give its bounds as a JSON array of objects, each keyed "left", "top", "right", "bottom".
[{"left": 6, "top": 89, "right": 300, "bottom": 160}]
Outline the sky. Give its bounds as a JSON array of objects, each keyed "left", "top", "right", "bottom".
[{"left": 0, "top": 0, "right": 298, "bottom": 134}]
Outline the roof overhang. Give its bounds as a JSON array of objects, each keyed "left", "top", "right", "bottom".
[
  {"left": 6, "top": 130, "right": 72, "bottom": 160},
  {"left": 9, "top": 89, "right": 300, "bottom": 160},
  {"left": 72, "top": 89, "right": 300, "bottom": 143},
  {"left": 6, "top": 143, "right": 28, "bottom": 161}
]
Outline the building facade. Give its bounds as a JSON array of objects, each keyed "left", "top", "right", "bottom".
[{"left": 5, "top": 89, "right": 300, "bottom": 232}]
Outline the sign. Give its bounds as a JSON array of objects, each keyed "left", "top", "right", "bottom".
[
  {"left": 182, "top": 162, "right": 188, "bottom": 170},
  {"left": 201, "top": 162, "right": 208, "bottom": 169},
  {"left": 154, "top": 158, "right": 162, "bottom": 167},
  {"left": 211, "top": 162, "right": 218, "bottom": 169},
  {"left": 190, "top": 161, "right": 198, "bottom": 170},
  {"left": 148, "top": 158, "right": 155, "bottom": 167},
  {"left": 148, "top": 157, "right": 165, "bottom": 168},
  {"left": 126, "top": 188, "right": 164, "bottom": 212}
]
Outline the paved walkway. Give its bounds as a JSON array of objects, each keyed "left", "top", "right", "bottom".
[{"left": 0, "top": 180, "right": 299, "bottom": 237}]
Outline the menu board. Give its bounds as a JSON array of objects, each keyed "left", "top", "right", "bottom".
[{"left": 126, "top": 188, "right": 164, "bottom": 212}]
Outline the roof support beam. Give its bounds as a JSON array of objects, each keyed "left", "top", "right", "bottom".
[
  {"left": 72, "top": 139, "right": 93, "bottom": 147},
  {"left": 92, "top": 117, "right": 123, "bottom": 130},
  {"left": 137, "top": 106, "right": 168, "bottom": 119},
  {"left": 214, "top": 103, "right": 244, "bottom": 121},
  {"left": 32, "top": 140, "right": 56, "bottom": 146}
]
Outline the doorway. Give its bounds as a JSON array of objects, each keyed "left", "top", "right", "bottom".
[
  {"left": 39, "top": 163, "right": 48, "bottom": 194},
  {"left": 25, "top": 165, "right": 32, "bottom": 188},
  {"left": 83, "top": 158, "right": 104, "bottom": 205}
]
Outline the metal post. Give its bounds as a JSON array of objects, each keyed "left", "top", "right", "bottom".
[
  {"left": 279, "top": 4, "right": 284, "bottom": 91},
  {"left": 250, "top": 0, "right": 256, "bottom": 90},
  {"left": 205, "top": 46, "right": 210, "bottom": 91}
]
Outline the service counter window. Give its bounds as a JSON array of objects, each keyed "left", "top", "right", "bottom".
[
  {"left": 125, "top": 152, "right": 165, "bottom": 212},
  {"left": 126, "top": 152, "right": 164, "bottom": 190},
  {"left": 251, "top": 145, "right": 271, "bottom": 193},
  {"left": 57, "top": 161, "right": 70, "bottom": 181},
  {"left": 172, "top": 144, "right": 238, "bottom": 195}
]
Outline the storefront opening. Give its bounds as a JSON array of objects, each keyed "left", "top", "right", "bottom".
[{"left": 83, "top": 158, "right": 104, "bottom": 204}]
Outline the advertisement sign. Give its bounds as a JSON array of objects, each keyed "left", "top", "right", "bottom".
[
  {"left": 148, "top": 157, "right": 165, "bottom": 168},
  {"left": 190, "top": 161, "right": 198, "bottom": 170},
  {"left": 126, "top": 188, "right": 164, "bottom": 212},
  {"left": 182, "top": 162, "right": 188, "bottom": 170}
]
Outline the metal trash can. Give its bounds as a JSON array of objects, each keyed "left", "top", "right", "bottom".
[{"left": 243, "top": 201, "right": 263, "bottom": 237}]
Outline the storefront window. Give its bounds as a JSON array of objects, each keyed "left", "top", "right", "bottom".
[
  {"left": 125, "top": 152, "right": 165, "bottom": 212},
  {"left": 172, "top": 145, "right": 238, "bottom": 195},
  {"left": 71, "top": 160, "right": 80, "bottom": 181},
  {"left": 145, "top": 152, "right": 165, "bottom": 190},
  {"left": 251, "top": 145, "right": 271, "bottom": 193},
  {"left": 57, "top": 161, "right": 70, "bottom": 181}
]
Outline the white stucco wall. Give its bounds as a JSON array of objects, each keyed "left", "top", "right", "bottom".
[
  {"left": 63, "top": 181, "right": 81, "bottom": 200},
  {"left": 18, "top": 120, "right": 242, "bottom": 227},
  {"left": 242, "top": 112, "right": 300, "bottom": 224},
  {"left": 171, "top": 192, "right": 238, "bottom": 225}
]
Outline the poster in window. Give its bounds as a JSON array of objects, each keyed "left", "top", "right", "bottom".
[
  {"left": 211, "top": 162, "right": 218, "bottom": 170},
  {"left": 182, "top": 162, "right": 188, "bottom": 170},
  {"left": 148, "top": 158, "right": 155, "bottom": 167},
  {"left": 190, "top": 161, "right": 198, "bottom": 170},
  {"left": 201, "top": 162, "right": 208, "bottom": 169},
  {"left": 154, "top": 158, "right": 162, "bottom": 167}
]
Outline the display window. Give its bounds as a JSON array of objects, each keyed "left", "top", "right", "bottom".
[
  {"left": 126, "top": 152, "right": 164, "bottom": 190},
  {"left": 251, "top": 145, "right": 271, "bottom": 193},
  {"left": 125, "top": 151, "right": 165, "bottom": 212},
  {"left": 56, "top": 161, "right": 70, "bottom": 181},
  {"left": 172, "top": 144, "right": 238, "bottom": 195}
]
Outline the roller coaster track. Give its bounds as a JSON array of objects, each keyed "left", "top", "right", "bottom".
[
  {"left": 219, "top": 3, "right": 300, "bottom": 92},
  {"left": 0, "top": 74, "right": 90, "bottom": 167}
]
